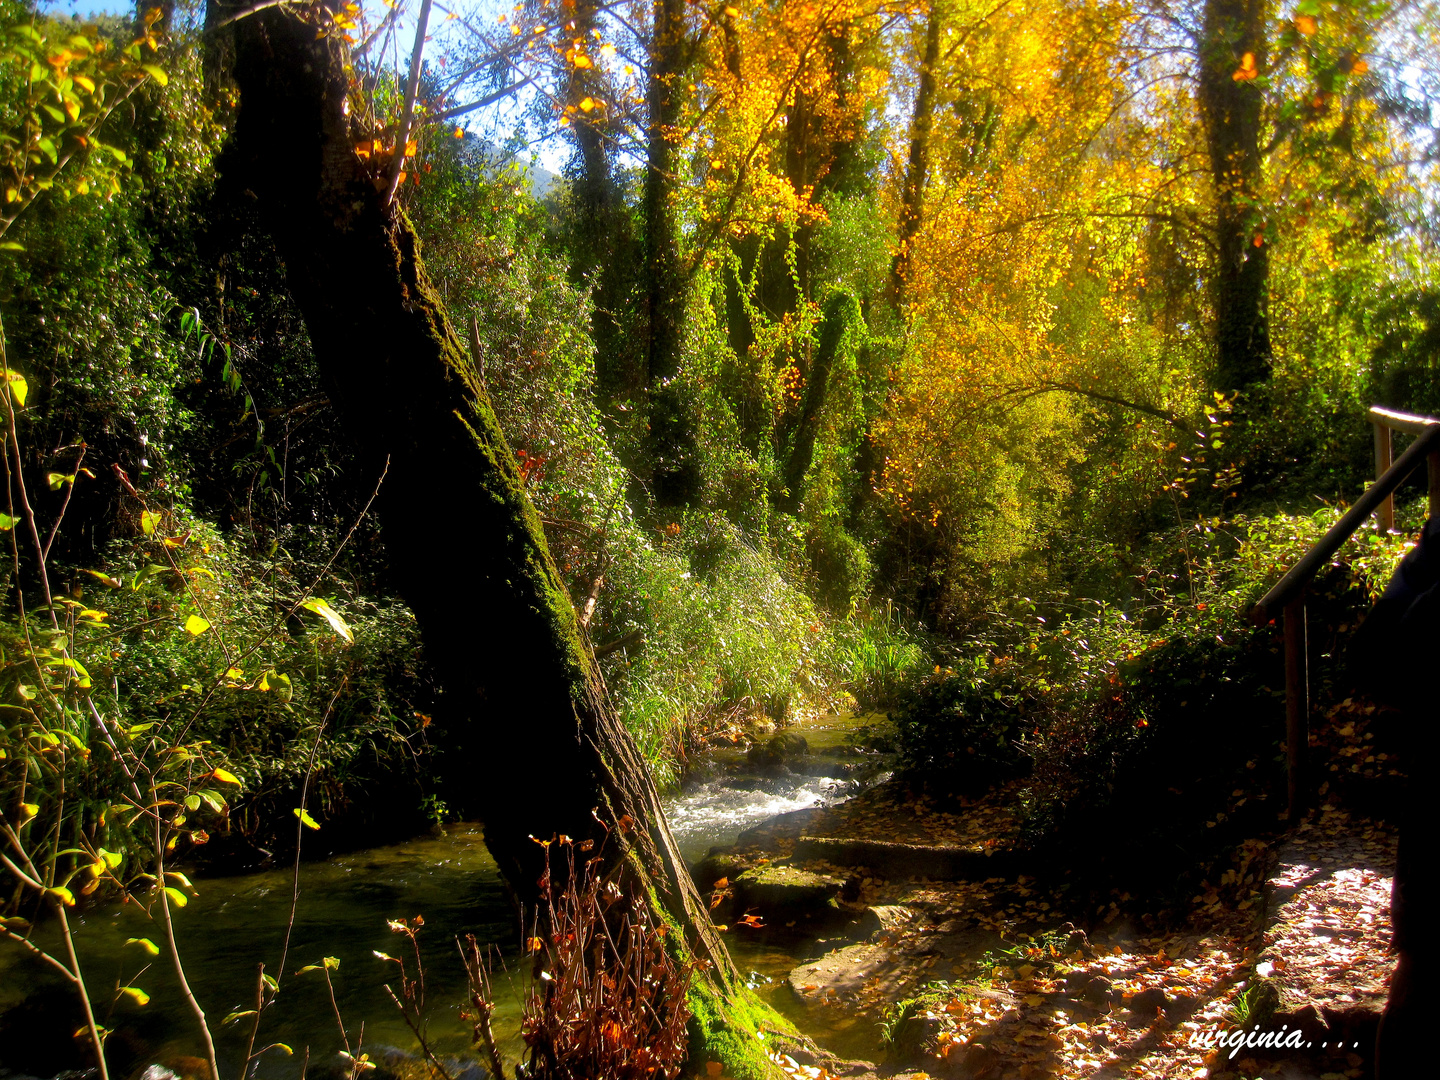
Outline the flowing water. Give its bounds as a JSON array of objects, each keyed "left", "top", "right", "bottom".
[{"left": 0, "top": 713, "right": 891, "bottom": 1077}]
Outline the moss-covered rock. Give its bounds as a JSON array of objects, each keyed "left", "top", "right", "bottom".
[{"left": 733, "top": 865, "right": 841, "bottom": 917}]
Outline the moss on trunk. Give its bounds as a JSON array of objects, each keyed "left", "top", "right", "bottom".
[{"left": 223, "top": 4, "right": 789, "bottom": 1072}]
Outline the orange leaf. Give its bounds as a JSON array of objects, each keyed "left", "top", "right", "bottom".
[
  {"left": 1295, "top": 14, "right": 1317, "bottom": 35},
  {"left": 706, "top": 1064, "right": 722, "bottom": 1078},
  {"left": 713, "top": 877, "right": 728, "bottom": 889},
  {"left": 526, "top": 936, "right": 543, "bottom": 953},
  {"left": 1232, "top": 52, "right": 1258, "bottom": 81}
]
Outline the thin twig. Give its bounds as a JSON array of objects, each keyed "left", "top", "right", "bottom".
[{"left": 385, "top": 0, "right": 434, "bottom": 204}]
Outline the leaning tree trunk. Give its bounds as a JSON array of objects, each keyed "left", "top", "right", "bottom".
[
  {"left": 224, "top": 5, "right": 787, "bottom": 1073},
  {"left": 1198, "top": 0, "right": 1272, "bottom": 393}
]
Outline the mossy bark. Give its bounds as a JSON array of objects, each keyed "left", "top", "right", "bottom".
[
  {"left": 777, "top": 292, "right": 858, "bottom": 514},
  {"left": 223, "top": 5, "right": 786, "bottom": 1073},
  {"left": 643, "top": 0, "right": 699, "bottom": 508},
  {"left": 1198, "top": 0, "right": 1272, "bottom": 393}
]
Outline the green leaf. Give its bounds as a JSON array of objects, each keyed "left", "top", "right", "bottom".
[
  {"left": 46, "top": 886, "right": 75, "bottom": 906},
  {"left": 1, "top": 916, "right": 31, "bottom": 932},
  {"left": 125, "top": 937, "right": 160, "bottom": 956},
  {"left": 140, "top": 64, "right": 168, "bottom": 87},
  {"left": 162, "top": 886, "right": 188, "bottom": 908},
  {"left": 131, "top": 563, "right": 167, "bottom": 589},
  {"left": 300, "top": 598, "right": 353, "bottom": 643},
  {"left": 293, "top": 807, "right": 321, "bottom": 830},
  {"left": 81, "top": 568, "right": 122, "bottom": 588},
  {"left": 139, "top": 510, "right": 161, "bottom": 536},
  {"left": 222, "top": 1010, "right": 258, "bottom": 1025},
  {"left": 184, "top": 794, "right": 200, "bottom": 811},
  {"left": 0, "top": 513, "right": 16, "bottom": 531},
  {"left": 0, "top": 243, "right": 23, "bottom": 253},
  {"left": 119, "top": 986, "right": 151, "bottom": 1006},
  {"left": 46, "top": 472, "right": 75, "bottom": 491},
  {"left": 184, "top": 615, "right": 210, "bottom": 636}
]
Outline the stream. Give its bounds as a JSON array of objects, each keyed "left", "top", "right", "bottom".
[{"left": 0, "top": 712, "right": 892, "bottom": 1078}]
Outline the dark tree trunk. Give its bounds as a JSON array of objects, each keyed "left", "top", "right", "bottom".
[
  {"left": 565, "top": 0, "right": 638, "bottom": 406},
  {"left": 643, "top": 0, "right": 698, "bottom": 508},
  {"left": 1198, "top": 0, "right": 1272, "bottom": 392},
  {"left": 222, "top": 6, "right": 785, "bottom": 1071},
  {"left": 777, "top": 292, "right": 858, "bottom": 514},
  {"left": 889, "top": 4, "right": 941, "bottom": 305}
]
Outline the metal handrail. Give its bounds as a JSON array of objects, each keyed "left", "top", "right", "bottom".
[
  {"left": 1250, "top": 405, "right": 1440, "bottom": 818},
  {"left": 1251, "top": 418, "right": 1440, "bottom": 623}
]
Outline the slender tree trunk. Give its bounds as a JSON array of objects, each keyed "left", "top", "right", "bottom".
[
  {"left": 643, "top": 0, "right": 697, "bottom": 508},
  {"left": 223, "top": 7, "right": 786, "bottom": 1072},
  {"left": 889, "top": 3, "right": 941, "bottom": 305},
  {"left": 777, "top": 292, "right": 858, "bottom": 514},
  {"left": 1198, "top": 0, "right": 1271, "bottom": 392},
  {"left": 566, "top": 0, "right": 637, "bottom": 405}
]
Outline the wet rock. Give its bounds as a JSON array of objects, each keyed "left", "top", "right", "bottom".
[
  {"left": 792, "top": 836, "right": 1020, "bottom": 880},
  {"left": 722, "top": 775, "right": 794, "bottom": 794},
  {"left": 747, "top": 732, "right": 810, "bottom": 769},
  {"left": 791, "top": 759, "right": 857, "bottom": 780},
  {"left": 860, "top": 904, "right": 919, "bottom": 940},
  {"left": 733, "top": 865, "right": 841, "bottom": 917},
  {"left": 735, "top": 806, "right": 831, "bottom": 849},
  {"left": 690, "top": 852, "right": 750, "bottom": 890}
]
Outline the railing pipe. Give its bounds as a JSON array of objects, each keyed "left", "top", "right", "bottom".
[{"left": 1251, "top": 422, "right": 1440, "bottom": 624}]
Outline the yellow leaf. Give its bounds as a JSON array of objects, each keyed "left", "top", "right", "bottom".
[
  {"left": 184, "top": 615, "right": 210, "bottom": 636},
  {"left": 47, "top": 887, "right": 75, "bottom": 906},
  {"left": 140, "top": 509, "right": 161, "bottom": 535},
  {"left": 2, "top": 369, "right": 28, "bottom": 407},
  {"left": 140, "top": 64, "right": 167, "bottom": 87},
  {"left": 125, "top": 937, "right": 160, "bottom": 956},
  {"left": 579, "top": 96, "right": 597, "bottom": 112},
  {"left": 405, "top": 140, "right": 417, "bottom": 157},
  {"left": 725, "top": 5, "right": 740, "bottom": 15},
  {"left": 300, "top": 598, "right": 353, "bottom": 643},
  {"left": 294, "top": 807, "right": 321, "bottom": 830},
  {"left": 120, "top": 986, "right": 151, "bottom": 1006},
  {"left": 454, "top": 127, "right": 464, "bottom": 138},
  {"left": 211, "top": 767, "right": 241, "bottom": 785},
  {"left": 573, "top": 54, "right": 592, "bottom": 69}
]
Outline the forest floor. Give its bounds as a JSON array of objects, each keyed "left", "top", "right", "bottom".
[{"left": 705, "top": 708, "right": 1403, "bottom": 1080}]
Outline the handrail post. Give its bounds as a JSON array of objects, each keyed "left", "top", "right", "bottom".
[
  {"left": 1284, "top": 595, "right": 1308, "bottom": 818},
  {"left": 1430, "top": 450, "right": 1440, "bottom": 521},
  {"left": 1374, "top": 420, "right": 1394, "bottom": 533}
]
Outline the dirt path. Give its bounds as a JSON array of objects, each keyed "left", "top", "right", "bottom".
[{"left": 701, "top": 778, "right": 1400, "bottom": 1080}]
